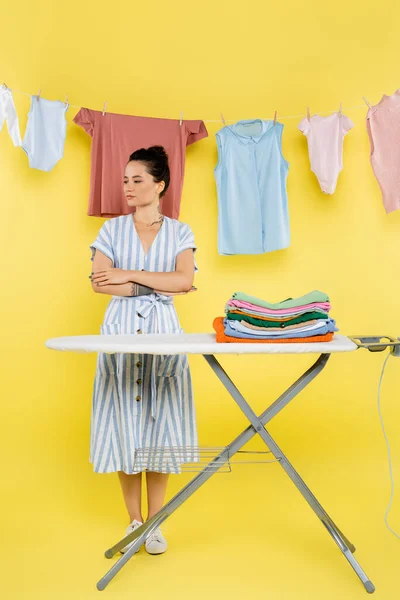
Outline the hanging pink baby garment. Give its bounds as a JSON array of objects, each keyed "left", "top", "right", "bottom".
[
  {"left": 366, "top": 89, "right": 400, "bottom": 214},
  {"left": 298, "top": 112, "right": 354, "bottom": 194}
]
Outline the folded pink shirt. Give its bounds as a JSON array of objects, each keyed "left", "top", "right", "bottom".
[{"left": 226, "top": 299, "right": 331, "bottom": 315}]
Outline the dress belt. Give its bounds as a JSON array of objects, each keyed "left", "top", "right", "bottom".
[{"left": 135, "top": 294, "right": 174, "bottom": 420}]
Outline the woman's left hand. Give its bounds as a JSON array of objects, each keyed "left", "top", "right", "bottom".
[
  {"left": 154, "top": 287, "right": 197, "bottom": 296},
  {"left": 91, "top": 268, "right": 129, "bottom": 286}
]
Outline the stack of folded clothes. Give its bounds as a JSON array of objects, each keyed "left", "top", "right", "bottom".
[{"left": 213, "top": 290, "right": 338, "bottom": 343}]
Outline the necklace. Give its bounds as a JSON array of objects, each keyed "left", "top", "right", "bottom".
[{"left": 133, "top": 214, "right": 164, "bottom": 228}]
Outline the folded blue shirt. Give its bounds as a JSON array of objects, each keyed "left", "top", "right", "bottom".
[{"left": 224, "top": 318, "right": 338, "bottom": 339}]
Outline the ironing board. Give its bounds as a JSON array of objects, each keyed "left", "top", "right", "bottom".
[{"left": 45, "top": 332, "right": 392, "bottom": 594}]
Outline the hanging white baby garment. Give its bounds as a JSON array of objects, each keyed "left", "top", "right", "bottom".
[{"left": 0, "top": 84, "right": 22, "bottom": 147}]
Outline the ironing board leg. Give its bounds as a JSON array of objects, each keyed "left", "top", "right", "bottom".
[
  {"left": 96, "top": 353, "right": 374, "bottom": 594},
  {"left": 96, "top": 353, "right": 330, "bottom": 590},
  {"left": 204, "top": 353, "right": 375, "bottom": 594}
]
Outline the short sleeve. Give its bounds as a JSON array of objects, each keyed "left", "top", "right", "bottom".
[
  {"left": 185, "top": 120, "right": 208, "bottom": 146},
  {"left": 341, "top": 115, "right": 354, "bottom": 135},
  {"left": 90, "top": 220, "right": 114, "bottom": 265},
  {"left": 73, "top": 107, "right": 94, "bottom": 137},
  {"left": 298, "top": 117, "right": 310, "bottom": 135},
  {"left": 176, "top": 222, "right": 198, "bottom": 272}
]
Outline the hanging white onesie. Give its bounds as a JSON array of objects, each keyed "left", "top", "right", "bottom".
[
  {"left": 0, "top": 84, "right": 22, "bottom": 147},
  {"left": 298, "top": 113, "right": 354, "bottom": 194}
]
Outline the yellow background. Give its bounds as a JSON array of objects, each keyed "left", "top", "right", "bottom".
[{"left": 1, "top": 1, "right": 399, "bottom": 598}]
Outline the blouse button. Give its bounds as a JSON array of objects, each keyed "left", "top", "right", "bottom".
[
  {"left": 137, "top": 329, "right": 142, "bottom": 334},
  {"left": 137, "top": 379, "right": 142, "bottom": 385},
  {"left": 136, "top": 361, "right": 142, "bottom": 368},
  {"left": 136, "top": 395, "right": 141, "bottom": 402}
]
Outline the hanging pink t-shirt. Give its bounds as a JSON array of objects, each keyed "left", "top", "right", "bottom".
[
  {"left": 73, "top": 108, "right": 208, "bottom": 218},
  {"left": 366, "top": 90, "right": 400, "bottom": 214}
]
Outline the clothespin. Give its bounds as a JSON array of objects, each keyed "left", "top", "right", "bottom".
[
  {"left": 307, "top": 106, "right": 311, "bottom": 121},
  {"left": 180, "top": 111, "right": 184, "bottom": 126},
  {"left": 363, "top": 96, "right": 371, "bottom": 109},
  {"left": 221, "top": 112, "right": 226, "bottom": 126},
  {"left": 273, "top": 110, "right": 278, "bottom": 126},
  {"left": 36, "top": 89, "right": 41, "bottom": 102},
  {"left": 338, "top": 102, "right": 342, "bottom": 118},
  {"left": 102, "top": 101, "right": 107, "bottom": 116},
  {"left": 64, "top": 93, "right": 69, "bottom": 107}
]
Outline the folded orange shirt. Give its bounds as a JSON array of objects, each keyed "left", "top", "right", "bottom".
[{"left": 213, "top": 316, "right": 334, "bottom": 344}]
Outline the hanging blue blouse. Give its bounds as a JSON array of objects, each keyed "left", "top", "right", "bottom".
[{"left": 214, "top": 119, "right": 290, "bottom": 255}]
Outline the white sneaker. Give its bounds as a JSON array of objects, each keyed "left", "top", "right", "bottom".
[
  {"left": 120, "top": 519, "right": 143, "bottom": 554},
  {"left": 145, "top": 527, "right": 168, "bottom": 555}
]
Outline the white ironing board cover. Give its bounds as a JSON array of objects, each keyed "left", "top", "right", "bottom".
[{"left": 45, "top": 333, "right": 357, "bottom": 355}]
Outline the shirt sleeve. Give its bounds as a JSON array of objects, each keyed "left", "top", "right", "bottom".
[
  {"left": 184, "top": 120, "right": 208, "bottom": 146},
  {"left": 176, "top": 222, "right": 198, "bottom": 272},
  {"left": 341, "top": 115, "right": 354, "bottom": 134},
  {"left": 90, "top": 220, "right": 114, "bottom": 265},
  {"left": 4, "top": 91, "right": 22, "bottom": 147},
  {"left": 298, "top": 117, "right": 310, "bottom": 135},
  {"left": 73, "top": 107, "right": 94, "bottom": 137}
]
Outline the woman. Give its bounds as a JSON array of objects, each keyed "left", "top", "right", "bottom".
[{"left": 89, "top": 146, "right": 199, "bottom": 555}]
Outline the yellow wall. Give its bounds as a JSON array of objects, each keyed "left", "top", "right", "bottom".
[{"left": 1, "top": 1, "right": 399, "bottom": 598}]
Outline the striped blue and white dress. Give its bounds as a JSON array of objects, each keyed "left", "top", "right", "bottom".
[{"left": 89, "top": 214, "right": 199, "bottom": 474}]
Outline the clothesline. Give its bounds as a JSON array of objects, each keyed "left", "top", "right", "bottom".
[{"left": 5, "top": 84, "right": 369, "bottom": 121}]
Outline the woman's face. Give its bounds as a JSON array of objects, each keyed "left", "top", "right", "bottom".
[{"left": 123, "top": 161, "right": 164, "bottom": 208}]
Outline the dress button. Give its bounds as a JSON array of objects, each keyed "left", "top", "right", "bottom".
[
  {"left": 137, "top": 329, "right": 142, "bottom": 334},
  {"left": 136, "top": 395, "right": 141, "bottom": 402},
  {"left": 280, "top": 323, "right": 285, "bottom": 328},
  {"left": 137, "top": 379, "right": 142, "bottom": 385},
  {"left": 136, "top": 361, "right": 142, "bottom": 368}
]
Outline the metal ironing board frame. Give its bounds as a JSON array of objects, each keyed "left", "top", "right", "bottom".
[
  {"left": 45, "top": 332, "right": 400, "bottom": 593},
  {"left": 98, "top": 347, "right": 380, "bottom": 593}
]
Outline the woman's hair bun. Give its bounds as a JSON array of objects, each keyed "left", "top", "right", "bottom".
[{"left": 148, "top": 145, "right": 168, "bottom": 159}]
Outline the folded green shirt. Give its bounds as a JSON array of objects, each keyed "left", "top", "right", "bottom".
[
  {"left": 230, "top": 290, "right": 330, "bottom": 310},
  {"left": 226, "top": 311, "right": 329, "bottom": 328}
]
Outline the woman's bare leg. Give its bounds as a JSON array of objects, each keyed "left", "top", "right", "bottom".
[
  {"left": 145, "top": 472, "right": 169, "bottom": 520},
  {"left": 117, "top": 471, "right": 144, "bottom": 523}
]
